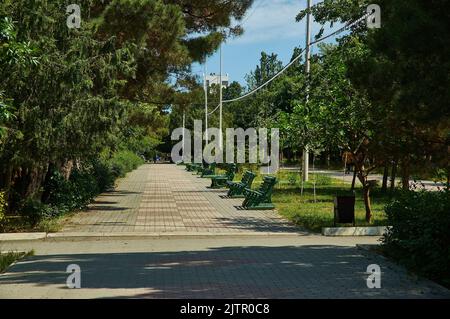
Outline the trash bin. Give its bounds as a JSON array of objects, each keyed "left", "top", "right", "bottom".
[{"left": 334, "top": 193, "right": 356, "bottom": 226}]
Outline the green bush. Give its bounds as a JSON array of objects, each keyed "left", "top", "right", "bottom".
[
  {"left": 14, "top": 150, "right": 144, "bottom": 227},
  {"left": 287, "top": 173, "right": 298, "bottom": 186},
  {"left": 43, "top": 169, "right": 99, "bottom": 213},
  {"left": 92, "top": 159, "right": 115, "bottom": 191},
  {"left": 20, "top": 199, "right": 58, "bottom": 226},
  {"left": 382, "top": 190, "right": 450, "bottom": 287},
  {"left": 108, "top": 150, "right": 144, "bottom": 178},
  {"left": 0, "top": 190, "right": 6, "bottom": 229}
]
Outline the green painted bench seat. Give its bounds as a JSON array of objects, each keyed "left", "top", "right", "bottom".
[
  {"left": 226, "top": 170, "right": 256, "bottom": 198},
  {"left": 200, "top": 162, "right": 217, "bottom": 177},
  {"left": 242, "top": 176, "right": 277, "bottom": 210},
  {"left": 208, "top": 164, "right": 237, "bottom": 189}
]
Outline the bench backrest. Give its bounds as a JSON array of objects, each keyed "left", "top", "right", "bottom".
[
  {"left": 257, "top": 176, "right": 277, "bottom": 195},
  {"left": 242, "top": 171, "right": 256, "bottom": 187},
  {"left": 225, "top": 164, "right": 236, "bottom": 180}
]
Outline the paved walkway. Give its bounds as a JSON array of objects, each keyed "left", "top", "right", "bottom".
[
  {"left": 1, "top": 164, "right": 449, "bottom": 299},
  {"left": 1, "top": 237, "right": 449, "bottom": 299},
  {"left": 62, "top": 164, "right": 300, "bottom": 235}
]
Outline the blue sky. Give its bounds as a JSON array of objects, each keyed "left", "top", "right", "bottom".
[{"left": 191, "top": 0, "right": 341, "bottom": 87}]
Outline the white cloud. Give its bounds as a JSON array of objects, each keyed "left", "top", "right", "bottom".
[
  {"left": 229, "top": 0, "right": 330, "bottom": 45},
  {"left": 231, "top": 0, "right": 305, "bottom": 44}
]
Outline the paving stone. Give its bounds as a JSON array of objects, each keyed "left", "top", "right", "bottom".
[{"left": 62, "top": 164, "right": 302, "bottom": 235}]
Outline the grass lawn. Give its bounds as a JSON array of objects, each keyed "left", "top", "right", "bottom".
[
  {"left": 0, "top": 250, "right": 34, "bottom": 273},
  {"left": 235, "top": 169, "right": 389, "bottom": 233}
]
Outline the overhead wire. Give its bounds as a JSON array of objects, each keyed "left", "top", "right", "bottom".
[
  {"left": 164, "top": 11, "right": 370, "bottom": 114},
  {"left": 222, "top": 12, "right": 370, "bottom": 104}
]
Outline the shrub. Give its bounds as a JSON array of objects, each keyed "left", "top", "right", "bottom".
[
  {"left": 43, "top": 169, "right": 99, "bottom": 213},
  {"left": 287, "top": 173, "right": 298, "bottom": 186},
  {"left": 108, "top": 150, "right": 144, "bottom": 178},
  {"left": 20, "top": 198, "right": 58, "bottom": 226},
  {"left": 14, "top": 150, "right": 143, "bottom": 227},
  {"left": 92, "top": 159, "right": 115, "bottom": 191},
  {"left": 0, "top": 190, "right": 6, "bottom": 229},
  {"left": 382, "top": 190, "right": 450, "bottom": 287}
]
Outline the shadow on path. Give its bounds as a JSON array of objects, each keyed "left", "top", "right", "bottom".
[{"left": 1, "top": 245, "right": 448, "bottom": 299}]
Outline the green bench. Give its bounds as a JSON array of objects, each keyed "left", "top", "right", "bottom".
[
  {"left": 207, "top": 164, "right": 237, "bottom": 189},
  {"left": 242, "top": 176, "right": 277, "bottom": 210},
  {"left": 193, "top": 164, "right": 205, "bottom": 175},
  {"left": 186, "top": 163, "right": 201, "bottom": 172},
  {"left": 200, "top": 162, "right": 217, "bottom": 177},
  {"left": 226, "top": 170, "right": 256, "bottom": 198}
]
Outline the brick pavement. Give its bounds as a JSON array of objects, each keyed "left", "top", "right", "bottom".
[
  {"left": 2, "top": 165, "right": 449, "bottom": 299},
  {"left": 62, "top": 164, "right": 300, "bottom": 234},
  {"left": 1, "top": 238, "right": 449, "bottom": 298}
]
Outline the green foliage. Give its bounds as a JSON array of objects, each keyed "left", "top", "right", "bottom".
[
  {"left": 43, "top": 169, "right": 100, "bottom": 213},
  {"left": 0, "top": 250, "right": 33, "bottom": 273},
  {"left": 0, "top": 190, "right": 6, "bottom": 228},
  {"left": 92, "top": 159, "right": 115, "bottom": 192},
  {"left": 17, "top": 150, "right": 144, "bottom": 226},
  {"left": 20, "top": 199, "right": 57, "bottom": 226},
  {"left": 287, "top": 173, "right": 298, "bottom": 186},
  {"left": 108, "top": 150, "right": 145, "bottom": 178},
  {"left": 0, "top": 0, "right": 253, "bottom": 213},
  {"left": 382, "top": 190, "right": 450, "bottom": 287}
]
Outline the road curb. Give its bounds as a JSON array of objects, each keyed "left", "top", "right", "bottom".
[
  {"left": 0, "top": 233, "right": 47, "bottom": 241},
  {"left": 322, "top": 226, "right": 391, "bottom": 236},
  {"left": 45, "top": 231, "right": 308, "bottom": 240},
  {"left": 0, "top": 231, "right": 309, "bottom": 242}
]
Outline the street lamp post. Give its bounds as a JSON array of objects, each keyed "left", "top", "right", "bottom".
[
  {"left": 219, "top": 43, "right": 223, "bottom": 151},
  {"left": 302, "top": 0, "right": 312, "bottom": 182}
]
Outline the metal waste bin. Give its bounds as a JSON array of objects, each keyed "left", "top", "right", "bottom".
[{"left": 334, "top": 194, "right": 356, "bottom": 226}]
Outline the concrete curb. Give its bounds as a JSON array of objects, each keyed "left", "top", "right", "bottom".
[
  {"left": 322, "top": 226, "right": 391, "bottom": 236},
  {"left": 0, "top": 231, "right": 308, "bottom": 242},
  {"left": 45, "top": 231, "right": 307, "bottom": 240},
  {"left": 0, "top": 233, "right": 47, "bottom": 241}
]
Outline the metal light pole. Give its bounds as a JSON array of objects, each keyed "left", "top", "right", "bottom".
[
  {"left": 219, "top": 43, "right": 223, "bottom": 150},
  {"left": 302, "top": 0, "right": 311, "bottom": 182},
  {"left": 182, "top": 109, "right": 186, "bottom": 158},
  {"left": 204, "top": 64, "right": 208, "bottom": 142}
]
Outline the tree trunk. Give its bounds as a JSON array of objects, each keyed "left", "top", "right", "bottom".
[
  {"left": 60, "top": 160, "right": 74, "bottom": 181},
  {"left": 390, "top": 159, "right": 398, "bottom": 193},
  {"left": 447, "top": 168, "right": 450, "bottom": 191},
  {"left": 381, "top": 164, "right": 389, "bottom": 193},
  {"left": 401, "top": 158, "right": 410, "bottom": 191},
  {"left": 351, "top": 169, "right": 357, "bottom": 191},
  {"left": 326, "top": 149, "right": 331, "bottom": 168},
  {"left": 356, "top": 170, "right": 372, "bottom": 223},
  {"left": 363, "top": 184, "right": 372, "bottom": 223}
]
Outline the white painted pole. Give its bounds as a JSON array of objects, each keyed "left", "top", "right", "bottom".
[
  {"left": 204, "top": 64, "right": 208, "bottom": 142},
  {"left": 182, "top": 110, "right": 186, "bottom": 157},
  {"left": 219, "top": 43, "right": 223, "bottom": 151},
  {"left": 302, "top": 0, "right": 311, "bottom": 182}
]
